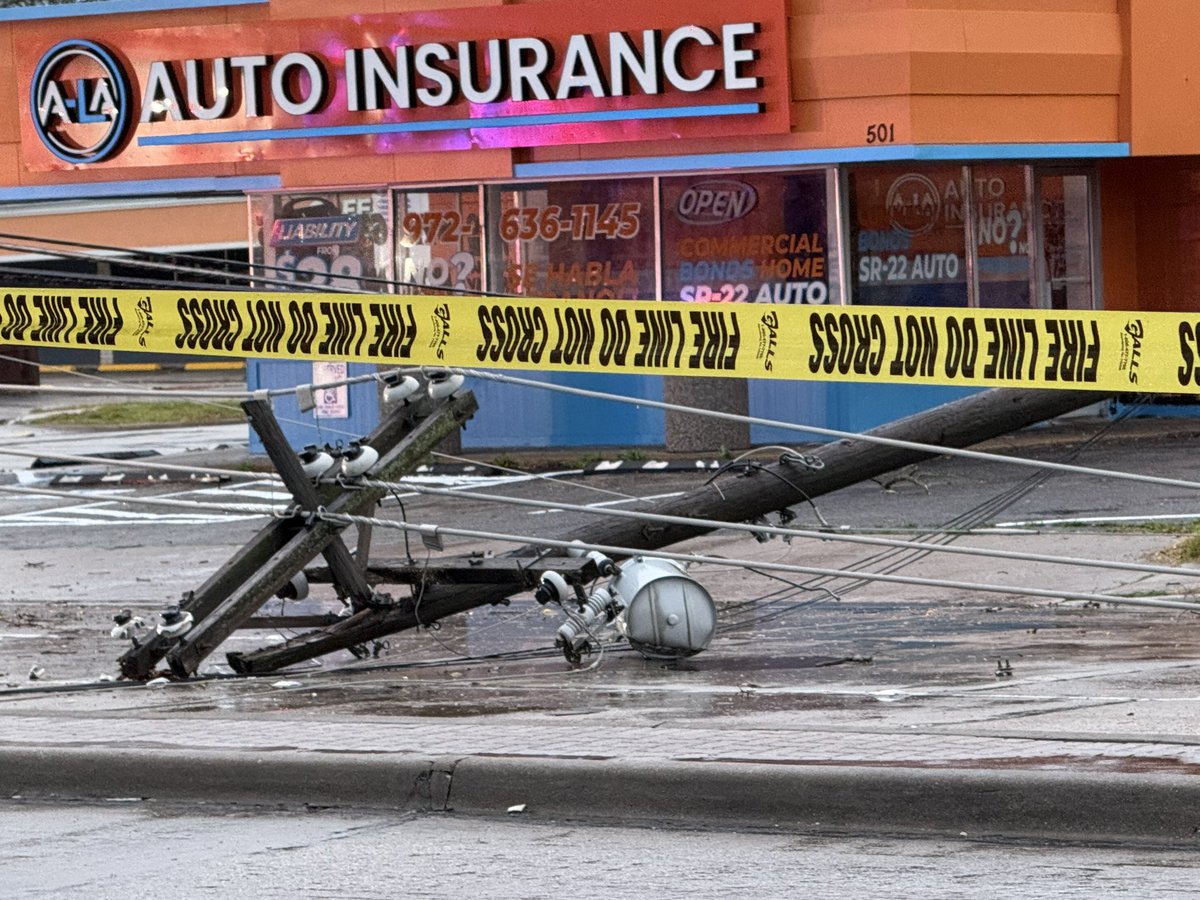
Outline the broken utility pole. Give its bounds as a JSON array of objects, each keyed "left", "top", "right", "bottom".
[
  {"left": 222, "top": 387, "right": 1111, "bottom": 676},
  {"left": 119, "top": 387, "right": 478, "bottom": 680}
]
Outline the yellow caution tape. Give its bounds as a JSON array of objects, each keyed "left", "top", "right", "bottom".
[{"left": 0, "top": 286, "right": 1188, "bottom": 393}]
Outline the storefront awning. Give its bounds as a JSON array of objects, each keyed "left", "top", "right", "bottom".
[{"left": 0, "top": 195, "right": 247, "bottom": 260}]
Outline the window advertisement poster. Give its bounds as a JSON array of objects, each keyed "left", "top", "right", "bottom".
[
  {"left": 660, "top": 171, "right": 830, "bottom": 305},
  {"left": 394, "top": 188, "right": 482, "bottom": 294},
  {"left": 485, "top": 179, "right": 656, "bottom": 299},
  {"left": 974, "top": 165, "right": 1032, "bottom": 309},
  {"left": 251, "top": 189, "right": 392, "bottom": 291},
  {"left": 849, "top": 166, "right": 969, "bottom": 307}
]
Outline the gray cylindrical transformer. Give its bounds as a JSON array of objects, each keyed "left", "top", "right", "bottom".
[{"left": 612, "top": 558, "right": 716, "bottom": 659}]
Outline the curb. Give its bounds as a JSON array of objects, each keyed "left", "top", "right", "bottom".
[
  {"left": 44, "top": 470, "right": 228, "bottom": 486},
  {"left": 48, "top": 361, "right": 245, "bottom": 375},
  {"left": 4, "top": 747, "right": 1200, "bottom": 843}
]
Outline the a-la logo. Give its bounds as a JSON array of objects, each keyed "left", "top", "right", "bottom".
[
  {"left": 30, "top": 40, "right": 132, "bottom": 164},
  {"left": 886, "top": 173, "right": 941, "bottom": 237}
]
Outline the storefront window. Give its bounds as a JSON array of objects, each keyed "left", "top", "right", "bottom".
[
  {"left": 974, "top": 165, "right": 1033, "bottom": 309},
  {"left": 250, "top": 189, "right": 392, "bottom": 291},
  {"left": 847, "top": 163, "right": 1087, "bottom": 310},
  {"left": 659, "top": 171, "right": 834, "bottom": 305},
  {"left": 485, "top": 179, "right": 656, "bottom": 299},
  {"left": 394, "top": 187, "right": 482, "bottom": 294},
  {"left": 848, "top": 166, "right": 969, "bottom": 307}
]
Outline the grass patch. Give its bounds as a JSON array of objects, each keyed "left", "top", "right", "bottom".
[
  {"left": 1051, "top": 519, "right": 1200, "bottom": 535},
  {"left": 1113, "top": 520, "right": 1200, "bottom": 535},
  {"left": 1166, "top": 532, "right": 1200, "bottom": 564},
  {"left": 489, "top": 453, "right": 521, "bottom": 470},
  {"left": 34, "top": 401, "right": 243, "bottom": 428},
  {"left": 1146, "top": 520, "right": 1200, "bottom": 564}
]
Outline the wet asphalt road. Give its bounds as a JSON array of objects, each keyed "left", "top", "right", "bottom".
[{"left": 5, "top": 801, "right": 1198, "bottom": 899}]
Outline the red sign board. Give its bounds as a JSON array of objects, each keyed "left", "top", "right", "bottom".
[{"left": 18, "top": 0, "right": 790, "bottom": 171}]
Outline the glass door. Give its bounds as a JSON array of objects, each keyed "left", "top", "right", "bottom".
[{"left": 1036, "top": 171, "right": 1097, "bottom": 309}]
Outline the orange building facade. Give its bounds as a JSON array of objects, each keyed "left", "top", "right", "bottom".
[{"left": 0, "top": 0, "right": 1193, "bottom": 445}]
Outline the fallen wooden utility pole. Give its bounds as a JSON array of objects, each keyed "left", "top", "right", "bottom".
[
  {"left": 119, "top": 389, "right": 478, "bottom": 680},
  {"left": 226, "top": 388, "right": 1111, "bottom": 675}
]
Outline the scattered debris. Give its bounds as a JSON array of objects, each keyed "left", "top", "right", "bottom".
[{"left": 871, "top": 465, "right": 930, "bottom": 494}]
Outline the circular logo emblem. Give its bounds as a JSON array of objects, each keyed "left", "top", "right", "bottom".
[
  {"left": 30, "top": 40, "right": 131, "bottom": 164},
  {"left": 885, "top": 173, "right": 941, "bottom": 237}
]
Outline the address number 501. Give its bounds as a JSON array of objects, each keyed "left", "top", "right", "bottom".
[{"left": 866, "top": 123, "right": 896, "bottom": 144}]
